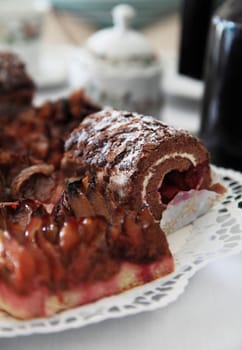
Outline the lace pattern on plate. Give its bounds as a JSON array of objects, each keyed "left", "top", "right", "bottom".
[{"left": 0, "top": 166, "right": 242, "bottom": 337}]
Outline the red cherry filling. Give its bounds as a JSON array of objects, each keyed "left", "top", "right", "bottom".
[{"left": 159, "top": 162, "right": 209, "bottom": 204}]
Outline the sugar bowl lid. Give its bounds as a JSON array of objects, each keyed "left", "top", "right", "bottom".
[{"left": 85, "top": 4, "right": 155, "bottom": 61}]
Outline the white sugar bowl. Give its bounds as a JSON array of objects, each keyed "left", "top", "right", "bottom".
[{"left": 70, "top": 4, "right": 163, "bottom": 117}]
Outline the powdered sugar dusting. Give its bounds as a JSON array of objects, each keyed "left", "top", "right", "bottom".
[{"left": 64, "top": 109, "right": 202, "bottom": 199}]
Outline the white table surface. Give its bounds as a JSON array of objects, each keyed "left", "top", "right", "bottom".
[{"left": 2, "top": 49, "right": 242, "bottom": 350}]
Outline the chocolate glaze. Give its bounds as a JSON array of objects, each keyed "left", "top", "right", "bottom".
[
  {"left": 0, "top": 52, "right": 35, "bottom": 92},
  {"left": 0, "top": 52, "right": 35, "bottom": 113}
]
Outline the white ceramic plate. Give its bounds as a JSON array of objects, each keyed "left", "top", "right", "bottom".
[{"left": 0, "top": 166, "right": 242, "bottom": 338}]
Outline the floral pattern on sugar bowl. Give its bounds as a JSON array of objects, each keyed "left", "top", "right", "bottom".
[{"left": 70, "top": 4, "right": 163, "bottom": 117}]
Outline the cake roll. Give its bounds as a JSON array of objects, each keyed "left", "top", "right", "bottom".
[{"left": 63, "top": 109, "right": 222, "bottom": 231}]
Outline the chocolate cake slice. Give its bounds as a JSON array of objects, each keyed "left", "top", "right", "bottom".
[{"left": 63, "top": 109, "right": 223, "bottom": 232}]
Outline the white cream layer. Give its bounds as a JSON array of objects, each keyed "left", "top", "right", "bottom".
[{"left": 141, "top": 152, "right": 197, "bottom": 202}]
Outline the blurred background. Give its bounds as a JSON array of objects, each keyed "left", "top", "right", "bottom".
[
  {"left": 0, "top": 0, "right": 203, "bottom": 134},
  {"left": 50, "top": 0, "right": 180, "bottom": 28},
  {"left": 0, "top": 0, "right": 182, "bottom": 76},
  {"left": 41, "top": 0, "right": 180, "bottom": 47},
  {"left": 0, "top": 0, "right": 181, "bottom": 62}
]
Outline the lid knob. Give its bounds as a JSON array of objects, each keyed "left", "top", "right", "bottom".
[{"left": 112, "top": 4, "right": 136, "bottom": 31}]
